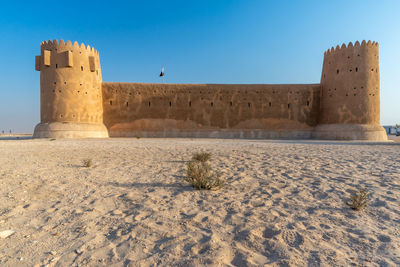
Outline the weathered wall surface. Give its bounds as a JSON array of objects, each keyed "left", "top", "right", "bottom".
[{"left": 102, "top": 83, "right": 321, "bottom": 138}]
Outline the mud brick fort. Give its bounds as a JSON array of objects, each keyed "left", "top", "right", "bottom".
[{"left": 33, "top": 39, "right": 387, "bottom": 140}]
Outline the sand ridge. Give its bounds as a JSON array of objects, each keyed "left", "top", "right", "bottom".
[{"left": 0, "top": 138, "right": 399, "bottom": 266}]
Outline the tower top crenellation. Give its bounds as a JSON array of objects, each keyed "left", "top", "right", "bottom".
[
  {"left": 324, "top": 40, "right": 378, "bottom": 56},
  {"left": 40, "top": 39, "right": 99, "bottom": 55}
]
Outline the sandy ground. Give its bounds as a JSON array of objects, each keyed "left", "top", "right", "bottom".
[
  {"left": 0, "top": 138, "right": 399, "bottom": 266},
  {"left": 388, "top": 135, "right": 400, "bottom": 143}
]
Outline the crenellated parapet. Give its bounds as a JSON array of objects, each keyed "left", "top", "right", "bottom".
[
  {"left": 40, "top": 39, "right": 100, "bottom": 53},
  {"left": 323, "top": 40, "right": 378, "bottom": 55},
  {"left": 35, "top": 39, "right": 101, "bottom": 79}
]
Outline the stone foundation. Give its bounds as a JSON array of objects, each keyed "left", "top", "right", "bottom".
[
  {"left": 313, "top": 124, "right": 387, "bottom": 141},
  {"left": 109, "top": 128, "right": 314, "bottom": 139},
  {"left": 33, "top": 122, "right": 109, "bottom": 138}
]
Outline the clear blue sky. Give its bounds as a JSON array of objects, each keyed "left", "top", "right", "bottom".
[{"left": 0, "top": 0, "right": 399, "bottom": 132}]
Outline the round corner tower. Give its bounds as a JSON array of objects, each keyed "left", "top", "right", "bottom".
[
  {"left": 33, "top": 39, "right": 108, "bottom": 138},
  {"left": 314, "top": 40, "right": 387, "bottom": 140}
]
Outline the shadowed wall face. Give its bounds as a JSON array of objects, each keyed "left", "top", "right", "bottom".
[
  {"left": 102, "top": 83, "right": 321, "bottom": 136},
  {"left": 320, "top": 41, "right": 380, "bottom": 125}
]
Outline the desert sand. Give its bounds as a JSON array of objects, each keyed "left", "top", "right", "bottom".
[{"left": 0, "top": 138, "right": 399, "bottom": 266}]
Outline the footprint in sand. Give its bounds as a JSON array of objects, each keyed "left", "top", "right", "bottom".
[
  {"left": 134, "top": 211, "right": 152, "bottom": 221},
  {"left": 281, "top": 230, "right": 304, "bottom": 248},
  {"left": 378, "top": 234, "right": 391, "bottom": 242},
  {"left": 263, "top": 227, "right": 281, "bottom": 239}
]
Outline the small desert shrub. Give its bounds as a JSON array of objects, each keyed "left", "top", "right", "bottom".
[
  {"left": 82, "top": 159, "right": 93, "bottom": 168},
  {"left": 49, "top": 138, "right": 56, "bottom": 141},
  {"left": 191, "top": 152, "right": 212, "bottom": 163},
  {"left": 135, "top": 136, "right": 141, "bottom": 139},
  {"left": 185, "top": 154, "right": 223, "bottom": 190},
  {"left": 346, "top": 188, "right": 370, "bottom": 211}
]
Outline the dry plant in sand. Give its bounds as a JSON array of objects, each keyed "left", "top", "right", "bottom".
[
  {"left": 346, "top": 188, "right": 370, "bottom": 211},
  {"left": 191, "top": 152, "right": 212, "bottom": 162},
  {"left": 82, "top": 159, "right": 93, "bottom": 168},
  {"left": 185, "top": 152, "right": 224, "bottom": 190}
]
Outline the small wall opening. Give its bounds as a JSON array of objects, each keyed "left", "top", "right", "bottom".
[
  {"left": 148, "top": 101, "right": 151, "bottom": 107},
  {"left": 248, "top": 103, "right": 251, "bottom": 108},
  {"left": 189, "top": 101, "right": 191, "bottom": 107},
  {"left": 355, "top": 67, "right": 358, "bottom": 72},
  {"left": 56, "top": 64, "right": 58, "bottom": 68},
  {"left": 288, "top": 103, "right": 290, "bottom": 109},
  {"left": 126, "top": 102, "right": 128, "bottom": 107},
  {"left": 306, "top": 100, "right": 309, "bottom": 106},
  {"left": 211, "top": 102, "right": 214, "bottom": 107},
  {"left": 337, "top": 69, "right": 339, "bottom": 74},
  {"left": 269, "top": 102, "right": 272, "bottom": 107},
  {"left": 81, "top": 66, "right": 84, "bottom": 71},
  {"left": 110, "top": 100, "right": 112, "bottom": 105},
  {"left": 169, "top": 101, "right": 172, "bottom": 107},
  {"left": 230, "top": 101, "right": 233, "bottom": 106}
]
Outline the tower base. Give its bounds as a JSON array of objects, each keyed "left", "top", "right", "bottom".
[
  {"left": 33, "top": 122, "right": 109, "bottom": 138},
  {"left": 313, "top": 124, "right": 387, "bottom": 141}
]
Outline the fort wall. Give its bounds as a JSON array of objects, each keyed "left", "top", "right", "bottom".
[
  {"left": 33, "top": 39, "right": 387, "bottom": 140},
  {"left": 102, "top": 83, "right": 320, "bottom": 138}
]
